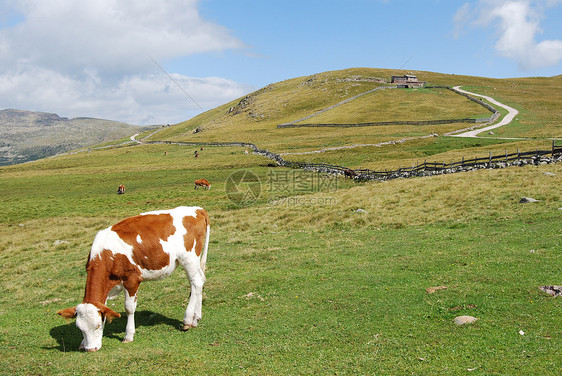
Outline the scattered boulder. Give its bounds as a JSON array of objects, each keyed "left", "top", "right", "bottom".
[
  {"left": 538, "top": 285, "right": 562, "bottom": 297},
  {"left": 53, "top": 240, "right": 70, "bottom": 246},
  {"left": 454, "top": 315, "right": 478, "bottom": 326},
  {"left": 519, "top": 197, "right": 540, "bottom": 203},
  {"left": 355, "top": 208, "right": 368, "bottom": 214}
]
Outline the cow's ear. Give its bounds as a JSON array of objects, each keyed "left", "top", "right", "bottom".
[
  {"left": 57, "top": 307, "right": 77, "bottom": 319},
  {"left": 100, "top": 305, "right": 121, "bottom": 323}
]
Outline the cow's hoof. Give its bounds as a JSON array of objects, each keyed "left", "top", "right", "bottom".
[
  {"left": 122, "top": 338, "right": 133, "bottom": 343},
  {"left": 181, "top": 324, "right": 193, "bottom": 331}
]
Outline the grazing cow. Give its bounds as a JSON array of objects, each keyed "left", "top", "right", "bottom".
[
  {"left": 194, "top": 179, "right": 211, "bottom": 190},
  {"left": 117, "top": 184, "right": 125, "bottom": 194},
  {"left": 57, "top": 206, "right": 211, "bottom": 352},
  {"left": 343, "top": 169, "right": 357, "bottom": 179}
]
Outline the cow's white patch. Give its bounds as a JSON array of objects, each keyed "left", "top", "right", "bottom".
[
  {"left": 89, "top": 227, "right": 134, "bottom": 263},
  {"left": 136, "top": 234, "right": 142, "bottom": 244}
]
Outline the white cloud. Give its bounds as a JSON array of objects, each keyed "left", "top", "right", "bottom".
[
  {"left": 0, "top": 67, "right": 253, "bottom": 125},
  {"left": 0, "top": 0, "right": 253, "bottom": 125},
  {"left": 453, "top": 3, "right": 472, "bottom": 39},
  {"left": 454, "top": 0, "right": 562, "bottom": 70}
]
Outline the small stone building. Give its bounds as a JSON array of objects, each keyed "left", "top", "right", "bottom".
[{"left": 390, "top": 75, "right": 425, "bottom": 88}]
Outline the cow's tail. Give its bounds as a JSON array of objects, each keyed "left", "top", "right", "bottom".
[{"left": 200, "top": 209, "right": 210, "bottom": 273}]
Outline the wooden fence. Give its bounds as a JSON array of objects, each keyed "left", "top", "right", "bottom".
[
  {"left": 144, "top": 140, "right": 561, "bottom": 182},
  {"left": 352, "top": 142, "right": 561, "bottom": 181}
]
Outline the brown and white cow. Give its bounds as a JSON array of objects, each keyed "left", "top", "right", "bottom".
[
  {"left": 194, "top": 179, "right": 211, "bottom": 190},
  {"left": 57, "top": 206, "right": 210, "bottom": 352}
]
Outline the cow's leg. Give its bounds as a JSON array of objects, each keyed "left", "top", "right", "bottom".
[
  {"left": 181, "top": 262, "right": 205, "bottom": 330},
  {"left": 122, "top": 277, "right": 140, "bottom": 343},
  {"left": 123, "top": 289, "right": 138, "bottom": 342}
]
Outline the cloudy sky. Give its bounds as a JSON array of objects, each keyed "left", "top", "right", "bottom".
[{"left": 0, "top": 0, "right": 561, "bottom": 125}]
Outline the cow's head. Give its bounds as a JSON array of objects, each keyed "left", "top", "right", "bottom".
[{"left": 57, "top": 303, "right": 120, "bottom": 352}]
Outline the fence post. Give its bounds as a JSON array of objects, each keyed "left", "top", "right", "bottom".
[
  {"left": 505, "top": 150, "right": 508, "bottom": 163},
  {"left": 553, "top": 140, "right": 556, "bottom": 156},
  {"left": 489, "top": 151, "right": 492, "bottom": 166}
]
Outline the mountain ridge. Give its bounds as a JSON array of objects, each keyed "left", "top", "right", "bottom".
[{"left": 0, "top": 109, "right": 151, "bottom": 165}]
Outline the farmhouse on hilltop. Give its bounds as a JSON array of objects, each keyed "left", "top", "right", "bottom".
[{"left": 391, "top": 74, "right": 426, "bottom": 88}]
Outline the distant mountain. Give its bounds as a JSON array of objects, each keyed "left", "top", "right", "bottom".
[{"left": 0, "top": 109, "right": 151, "bottom": 165}]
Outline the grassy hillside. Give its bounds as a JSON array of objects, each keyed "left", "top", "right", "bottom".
[
  {"left": 148, "top": 68, "right": 560, "bottom": 170},
  {"left": 0, "top": 68, "right": 560, "bottom": 375},
  {"left": 152, "top": 68, "right": 560, "bottom": 148}
]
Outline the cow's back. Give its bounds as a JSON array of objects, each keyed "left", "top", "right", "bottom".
[{"left": 88, "top": 206, "right": 209, "bottom": 281}]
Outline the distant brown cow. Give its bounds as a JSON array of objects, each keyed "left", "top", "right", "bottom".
[
  {"left": 117, "top": 184, "right": 125, "bottom": 194},
  {"left": 343, "top": 169, "right": 357, "bottom": 179},
  {"left": 194, "top": 179, "right": 211, "bottom": 190}
]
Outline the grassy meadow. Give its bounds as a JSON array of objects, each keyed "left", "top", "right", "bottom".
[{"left": 1, "top": 67, "right": 561, "bottom": 375}]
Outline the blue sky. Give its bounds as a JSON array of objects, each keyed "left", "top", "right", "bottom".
[{"left": 0, "top": 0, "right": 561, "bottom": 125}]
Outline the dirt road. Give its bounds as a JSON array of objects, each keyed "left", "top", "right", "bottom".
[{"left": 451, "top": 86, "right": 519, "bottom": 138}]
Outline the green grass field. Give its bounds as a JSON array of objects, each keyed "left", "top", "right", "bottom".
[{"left": 1, "top": 67, "right": 560, "bottom": 375}]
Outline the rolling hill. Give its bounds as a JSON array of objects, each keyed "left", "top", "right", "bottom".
[
  {"left": 0, "top": 109, "right": 151, "bottom": 166},
  {"left": 149, "top": 68, "right": 560, "bottom": 168}
]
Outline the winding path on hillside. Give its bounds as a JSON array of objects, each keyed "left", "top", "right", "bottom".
[
  {"left": 280, "top": 86, "right": 521, "bottom": 155},
  {"left": 450, "top": 86, "right": 519, "bottom": 138}
]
